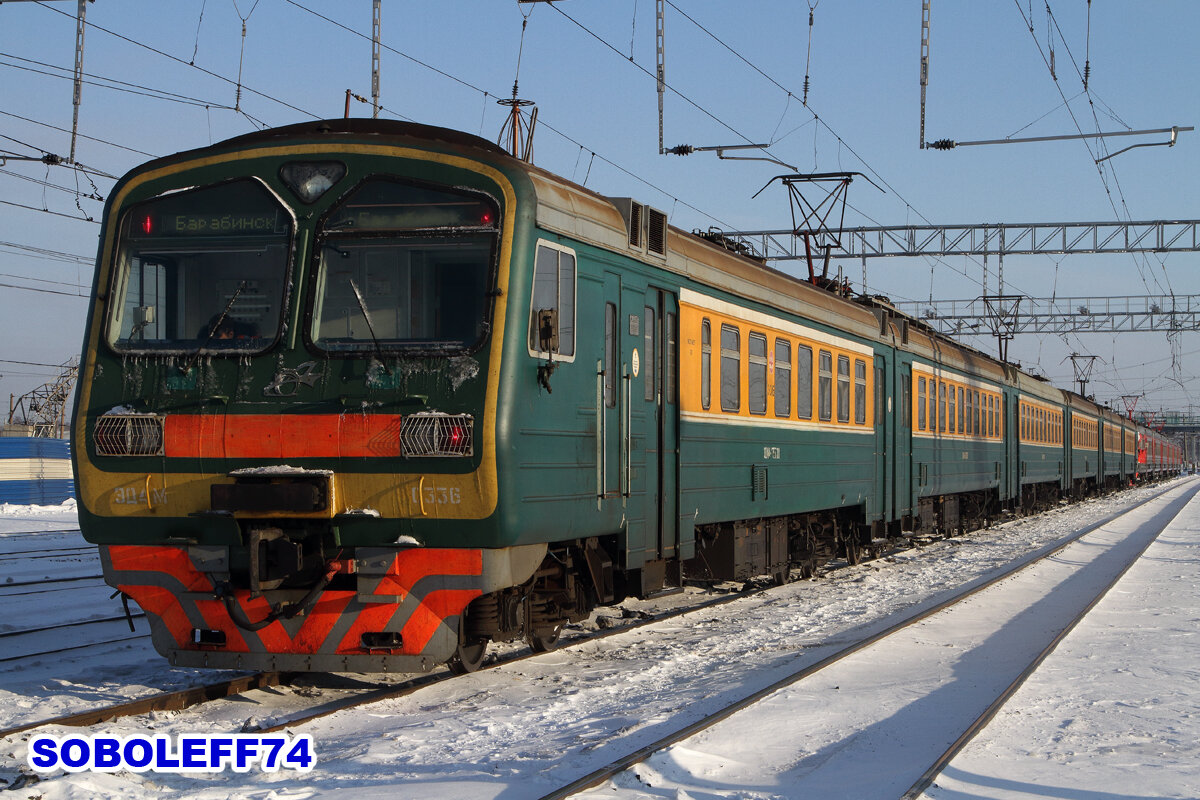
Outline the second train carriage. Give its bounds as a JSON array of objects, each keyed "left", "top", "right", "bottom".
[{"left": 71, "top": 119, "right": 1177, "bottom": 673}]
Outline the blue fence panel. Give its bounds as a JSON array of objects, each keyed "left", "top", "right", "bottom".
[{"left": 0, "top": 438, "right": 74, "bottom": 504}]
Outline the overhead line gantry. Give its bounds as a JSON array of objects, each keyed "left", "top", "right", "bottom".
[{"left": 721, "top": 219, "right": 1200, "bottom": 262}]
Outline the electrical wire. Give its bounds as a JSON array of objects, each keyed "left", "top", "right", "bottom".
[
  {"left": 0, "top": 279, "right": 88, "bottom": 297},
  {"left": 0, "top": 108, "right": 150, "bottom": 163},
  {"left": 0, "top": 53, "right": 235, "bottom": 112},
  {"left": 35, "top": 1, "right": 320, "bottom": 122},
  {"left": 0, "top": 167, "right": 102, "bottom": 201},
  {"left": 0, "top": 198, "right": 98, "bottom": 224}
]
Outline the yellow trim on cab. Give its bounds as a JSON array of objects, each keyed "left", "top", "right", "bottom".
[{"left": 75, "top": 142, "right": 517, "bottom": 521}]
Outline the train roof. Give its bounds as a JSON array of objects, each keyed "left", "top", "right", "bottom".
[{"left": 151, "top": 119, "right": 1109, "bottom": 411}]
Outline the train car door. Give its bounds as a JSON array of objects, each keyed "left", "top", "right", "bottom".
[
  {"left": 895, "top": 362, "right": 914, "bottom": 524},
  {"left": 1007, "top": 394, "right": 1020, "bottom": 501},
  {"left": 636, "top": 287, "right": 679, "bottom": 593},
  {"left": 598, "top": 275, "right": 622, "bottom": 508},
  {"left": 874, "top": 354, "right": 891, "bottom": 528}
]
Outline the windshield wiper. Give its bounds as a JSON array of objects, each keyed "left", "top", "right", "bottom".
[
  {"left": 348, "top": 277, "right": 391, "bottom": 375},
  {"left": 180, "top": 280, "right": 247, "bottom": 374}
]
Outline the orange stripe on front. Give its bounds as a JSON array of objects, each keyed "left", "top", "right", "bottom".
[
  {"left": 163, "top": 414, "right": 403, "bottom": 459},
  {"left": 117, "top": 584, "right": 194, "bottom": 648},
  {"left": 109, "top": 545, "right": 214, "bottom": 593},
  {"left": 400, "top": 589, "right": 484, "bottom": 653},
  {"left": 374, "top": 549, "right": 483, "bottom": 599}
]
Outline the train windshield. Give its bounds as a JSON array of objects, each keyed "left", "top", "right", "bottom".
[
  {"left": 107, "top": 179, "right": 292, "bottom": 353},
  {"left": 309, "top": 177, "right": 498, "bottom": 354}
]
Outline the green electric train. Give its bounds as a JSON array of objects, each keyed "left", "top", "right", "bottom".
[{"left": 70, "top": 119, "right": 1180, "bottom": 673}]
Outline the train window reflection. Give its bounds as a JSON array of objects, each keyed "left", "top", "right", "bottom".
[
  {"left": 312, "top": 178, "right": 499, "bottom": 355},
  {"left": 720, "top": 324, "right": 740, "bottom": 412},
  {"left": 108, "top": 179, "right": 291, "bottom": 353}
]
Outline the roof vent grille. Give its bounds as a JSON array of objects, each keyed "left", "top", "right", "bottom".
[{"left": 646, "top": 208, "right": 668, "bottom": 255}]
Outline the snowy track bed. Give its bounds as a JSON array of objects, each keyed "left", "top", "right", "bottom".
[
  {"left": 577, "top": 480, "right": 1200, "bottom": 800},
  {"left": 1, "top": 480, "right": 1195, "bottom": 799}
]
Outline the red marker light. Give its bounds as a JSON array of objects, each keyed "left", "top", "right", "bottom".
[
  {"left": 481, "top": 211, "right": 493, "bottom": 225},
  {"left": 141, "top": 215, "right": 154, "bottom": 234}
]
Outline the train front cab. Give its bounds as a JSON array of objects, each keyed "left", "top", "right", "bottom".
[{"left": 70, "top": 122, "right": 606, "bottom": 673}]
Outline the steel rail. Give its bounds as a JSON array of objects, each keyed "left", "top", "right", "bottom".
[
  {"left": 0, "top": 633, "right": 149, "bottom": 666},
  {"left": 899, "top": 480, "right": 1200, "bottom": 799},
  {"left": 0, "top": 612, "right": 146, "bottom": 642},
  {"left": 533, "top": 481, "right": 1186, "bottom": 800},
  {"left": 255, "top": 587, "right": 753, "bottom": 734},
  {"left": 0, "top": 528, "right": 83, "bottom": 539},
  {"left": 0, "top": 672, "right": 291, "bottom": 739},
  {"left": 0, "top": 573, "right": 105, "bottom": 592}
]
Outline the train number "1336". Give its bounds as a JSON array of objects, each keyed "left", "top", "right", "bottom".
[{"left": 409, "top": 484, "right": 462, "bottom": 506}]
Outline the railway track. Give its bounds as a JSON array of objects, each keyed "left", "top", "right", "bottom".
[
  {"left": 0, "top": 545, "right": 93, "bottom": 561},
  {"left": 535, "top": 480, "right": 1197, "bottom": 799},
  {"left": 1, "top": 481, "right": 1182, "bottom": 771},
  {"left": 0, "top": 614, "right": 150, "bottom": 665},
  {"left": 0, "top": 673, "right": 292, "bottom": 739},
  {"left": 0, "top": 574, "right": 106, "bottom": 595},
  {"left": 0, "top": 528, "right": 82, "bottom": 540}
]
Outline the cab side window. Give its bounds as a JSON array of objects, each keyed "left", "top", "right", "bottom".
[{"left": 529, "top": 242, "right": 576, "bottom": 358}]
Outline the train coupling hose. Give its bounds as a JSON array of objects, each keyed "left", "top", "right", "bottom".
[{"left": 217, "top": 558, "right": 355, "bottom": 632}]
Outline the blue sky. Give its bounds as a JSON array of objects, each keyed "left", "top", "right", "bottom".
[{"left": 1, "top": 1, "right": 1197, "bottom": 417}]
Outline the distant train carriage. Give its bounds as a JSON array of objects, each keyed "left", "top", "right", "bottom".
[
  {"left": 1067, "top": 395, "right": 1100, "bottom": 498},
  {"left": 1098, "top": 407, "right": 1127, "bottom": 490},
  {"left": 909, "top": 345, "right": 1008, "bottom": 532},
  {"left": 1013, "top": 375, "right": 1066, "bottom": 512}
]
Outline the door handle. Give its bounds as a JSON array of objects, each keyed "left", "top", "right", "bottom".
[{"left": 596, "top": 360, "right": 605, "bottom": 506}]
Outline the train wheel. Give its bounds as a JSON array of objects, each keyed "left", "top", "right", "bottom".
[
  {"left": 448, "top": 619, "right": 489, "bottom": 675},
  {"left": 528, "top": 621, "right": 564, "bottom": 653}
]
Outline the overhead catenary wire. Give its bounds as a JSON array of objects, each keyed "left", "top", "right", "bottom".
[
  {"left": 0, "top": 197, "right": 99, "bottom": 224},
  {"left": 35, "top": 2, "right": 319, "bottom": 123},
  {"left": 9, "top": 2, "right": 1192, "bottom": 406},
  {"left": 0, "top": 52, "right": 238, "bottom": 112}
]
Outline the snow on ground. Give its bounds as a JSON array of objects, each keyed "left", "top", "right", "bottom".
[
  {"left": 0, "top": 499, "right": 78, "bottom": 534},
  {"left": 1, "top": 481, "right": 1197, "bottom": 799},
  {"left": 921, "top": 483, "right": 1200, "bottom": 800},
  {"left": 586, "top": 479, "right": 1200, "bottom": 799}
]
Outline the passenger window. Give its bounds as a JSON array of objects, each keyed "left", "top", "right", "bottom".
[
  {"left": 818, "top": 350, "right": 832, "bottom": 422},
  {"left": 748, "top": 332, "right": 768, "bottom": 415},
  {"left": 948, "top": 384, "right": 956, "bottom": 433},
  {"left": 917, "top": 377, "right": 927, "bottom": 431},
  {"left": 957, "top": 387, "right": 964, "bottom": 433},
  {"left": 939, "top": 382, "right": 947, "bottom": 432},
  {"left": 797, "top": 345, "right": 813, "bottom": 419},
  {"left": 529, "top": 243, "right": 576, "bottom": 357},
  {"left": 929, "top": 381, "right": 937, "bottom": 433},
  {"left": 854, "top": 359, "right": 867, "bottom": 425},
  {"left": 774, "top": 339, "right": 791, "bottom": 418},
  {"left": 837, "top": 355, "right": 850, "bottom": 424},
  {"left": 700, "top": 319, "right": 711, "bottom": 410},
  {"left": 721, "top": 324, "right": 740, "bottom": 412}
]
